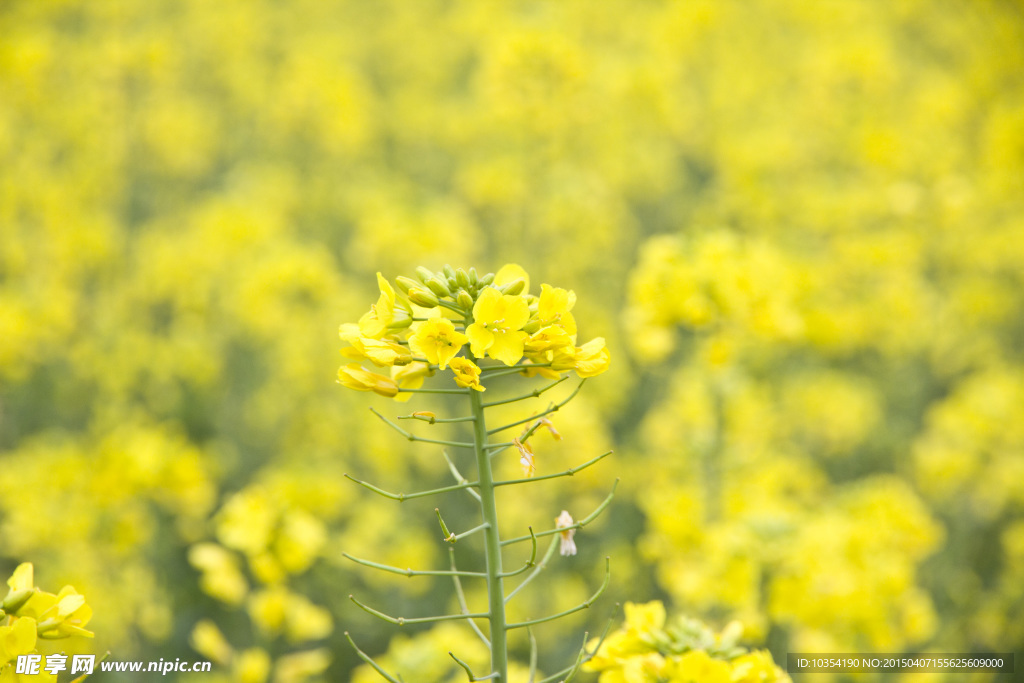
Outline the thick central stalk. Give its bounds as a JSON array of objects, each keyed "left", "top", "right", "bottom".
[{"left": 468, "top": 353, "right": 508, "bottom": 681}]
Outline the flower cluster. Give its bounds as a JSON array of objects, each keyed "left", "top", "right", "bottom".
[
  {"left": 1, "top": 564, "right": 94, "bottom": 682},
  {"left": 337, "top": 265, "right": 609, "bottom": 398},
  {"left": 584, "top": 602, "right": 790, "bottom": 683}
]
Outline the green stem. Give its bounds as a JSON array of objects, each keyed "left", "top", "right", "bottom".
[{"left": 469, "top": 352, "right": 508, "bottom": 682}]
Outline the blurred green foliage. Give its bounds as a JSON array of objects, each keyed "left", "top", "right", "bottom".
[{"left": 1, "top": 0, "right": 1022, "bottom": 681}]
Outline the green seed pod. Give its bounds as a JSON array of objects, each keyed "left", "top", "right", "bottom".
[
  {"left": 455, "top": 268, "right": 471, "bottom": 290},
  {"left": 426, "top": 276, "right": 451, "bottom": 297},
  {"left": 408, "top": 288, "right": 440, "bottom": 308},
  {"left": 456, "top": 290, "right": 474, "bottom": 310},
  {"left": 415, "top": 266, "right": 435, "bottom": 284},
  {"left": 396, "top": 276, "right": 421, "bottom": 294},
  {"left": 500, "top": 278, "right": 526, "bottom": 296},
  {"left": 478, "top": 272, "right": 495, "bottom": 287},
  {"left": 442, "top": 264, "right": 456, "bottom": 280}
]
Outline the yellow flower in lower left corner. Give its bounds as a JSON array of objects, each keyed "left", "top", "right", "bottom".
[
  {"left": 19, "top": 586, "right": 93, "bottom": 639},
  {"left": 0, "top": 615, "right": 37, "bottom": 665},
  {"left": 337, "top": 364, "right": 400, "bottom": 398}
]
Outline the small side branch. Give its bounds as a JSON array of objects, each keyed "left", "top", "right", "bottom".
[
  {"left": 535, "top": 604, "right": 620, "bottom": 683},
  {"left": 501, "top": 479, "right": 618, "bottom": 547},
  {"left": 528, "top": 628, "right": 538, "bottom": 683},
  {"left": 481, "top": 376, "right": 567, "bottom": 408},
  {"left": 494, "top": 450, "right": 613, "bottom": 487},
  {"left": 344, "top": 473, "right": 478, "bottom": 501},
  {"left": 506, "top": 557, "right": 611, "bottom": 630},
  {"left": 398, "top": 413, "right": 476, "bottom": 424},
  {"left": 499, "top": 527, "right": 538, "bottom": 578},
  {"left": 345, "top": 632, "right": 405, "bottom": 683},
  {"left": 343, "top": 552, "right": 485, "bottom": 578},
  {"left": 537, "top": 632, "right": 589, "bottom": 683},
  {"left": 371, "top": 407, "right": 474, "bottom": 448},
  {"left": 349, "top": 594, "right": 488, "bottom": 626},
  {"left": 449, "top": 652, "right": 500, "bottom": 681},
  {"left": 487, "top": 380, "right": 585, "bottom": 435},
  {"left": 449, "top": 548, "right": 490, "bottom": 648},
  {"left": 504, "top": 535, "right": 559, "bottom": 605},
  {"left": 443, "top": 450, "right": 482, "bottom": 502}
]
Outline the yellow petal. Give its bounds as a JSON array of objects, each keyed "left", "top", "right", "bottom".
[{"left": 495, "top": 263, "right": 530, "bottom": 295}]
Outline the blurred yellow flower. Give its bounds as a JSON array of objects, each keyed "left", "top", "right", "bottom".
[
  {"left": 573, "top": 337, "right": 611, "bottom": 377},
  {"left": 337, "top": 364, "right": 400, "bottom": 397},
  {"left": 0, "top": 616, "right": 37, "bottom": 665}
]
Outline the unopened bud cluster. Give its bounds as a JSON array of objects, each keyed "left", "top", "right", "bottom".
[{"left": 337, "top": 264, "right": 610, "bottom": 398}]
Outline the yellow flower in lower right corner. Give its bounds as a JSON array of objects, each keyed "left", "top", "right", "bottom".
[{"left": 448, "top": 357, "right": 484, "bottom": 391}]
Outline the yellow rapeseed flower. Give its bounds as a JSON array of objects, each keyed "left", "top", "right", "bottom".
[
  {"left": 466, "top": 287, "right": 530, "bottom": 365},
  {"left": 0, "top": 615, "right": 37, "bottom": 665},
  {"left": 339, "top": 324, "right": 413, "bottom": 367},
  {"left": 573, "top": 337, "right": 611, "bottom": 378},
  {"left": 448, "top": 357, "right": 484, "bottom": 391},
  {"left": 337, "top": 364, "right": 400, "bottom": 397},
  {"left": 537, "top": 284, "right": 577, "bottom": 338},
  {"left": 358, "top": 273, "right": 410, "bottom": 339},
  {"left": 390, "top": 362, "right": 434, "bottom": 402},
  {"left": 409, "top": 319, "right": 468, "bottom": 369}
]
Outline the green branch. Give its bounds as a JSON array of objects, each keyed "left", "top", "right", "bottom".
[
  {"left": 506, "top": 557, "right": 611, "bottom": 629},
  {"left": 443, "top": 450, "right": 482, "bottom": 502},
  {"left": 486, "top": 380, "right": 585, "bottom": 435},
  {"left": 501, "top": 479, "right": 618, "bottom": 546},
  {"left": 349, "top": 594, "right": 488, "bottom": 626},
  {"left": 499, "top": 527, "right": 538, "bottom": 578},
  {"left": 449, "top": 548, "right": 490, "bottom": 648},
  {"left": 481, "top": 376, "right": 567, "bottom": 408},
  {"left": 398, "top": 413, "right": 476, "bottom": 424},
  {"left": 504, "top": 536, "right": 559, "bottom": 605},
  {"left": 493, "top": 450, "right": 612, "bottom": 487},
  {"left": 343, "top": 552, "right": 484, "bottom": 578},
  {"left": 371, "top": 407, "right": 475, "bottom": 448},
  {"left": 345, "top": 632, "right": 405, "bottom": 683},
  {"left": 343, "top": 473, "right": 478, "bottom": 501}
]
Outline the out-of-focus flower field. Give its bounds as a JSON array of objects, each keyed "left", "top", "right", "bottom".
[{"left": 1, "top": 0, "right": 1023, "bottom": 681}]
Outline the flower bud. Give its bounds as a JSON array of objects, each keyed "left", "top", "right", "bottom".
[
  {"left": 455, "top": 268, "right": 471, "bottom": 290},
  {"left": 426, "top": 276, "right": 451, "bottom": 297},
  {"left": 415, "top": 266, "right": 435, "bottom": 284},
  {"left": 2, "top": 588, "right": 34, "bottom": 614},
  {"left": 500, "top": 278, "right": 526, "bottom": 296},
  {"left": 386, "top": 310, "right": 413, "bottom": 330},
  {"left": 468, "top": 267, "right": 479, "bottom": 285},
  {"left": 395, "top": 276, "right": 421, "bottom": 294},
  {"left": 408, "top": 288, "right": 439, "bottom": 308},
  {"left": 478, "top": 272, "right": 495, "bottom": 287},
  {"left": 442, "top": 264, "right": 456, "bottom": 280},
  {"left": 456, "top": 290, "right": 474, "bottom": 309}
]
